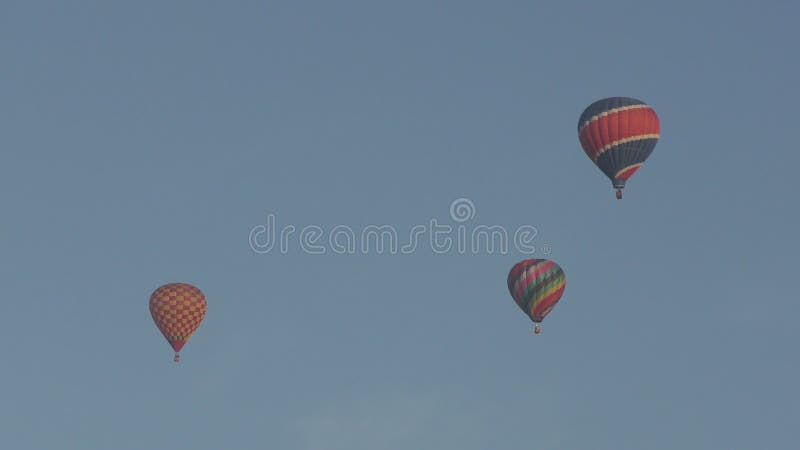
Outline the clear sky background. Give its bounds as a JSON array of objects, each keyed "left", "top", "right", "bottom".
[{"left": 2, "top": 1, "right": 798, "bottom": 449}]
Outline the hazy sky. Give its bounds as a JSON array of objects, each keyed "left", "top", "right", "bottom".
[{"left": 2, "top": 1, "right": 798, "bottom": 449}]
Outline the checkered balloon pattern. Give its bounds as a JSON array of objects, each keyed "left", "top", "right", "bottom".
[{"left": 149, "top": 283, "right": 207, "bottom": 354}]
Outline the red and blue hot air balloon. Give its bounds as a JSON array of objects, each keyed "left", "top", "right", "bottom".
[{"left": 578, "top": 97, "right": 660, "bottom": 199}]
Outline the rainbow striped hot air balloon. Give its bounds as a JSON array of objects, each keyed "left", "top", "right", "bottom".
[
  {"left": 149, "top": 282, "right": 207, "bottom": 362},
  {"left": 578, "top": 97, "right": 660, "bottom": 199},
  {"left": 507, "top": 259, "right": 566, "bottom": 334}
]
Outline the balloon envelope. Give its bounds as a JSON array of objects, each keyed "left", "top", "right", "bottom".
[
  {"left": 507, "top": 259, "right": 566, "bottom": 324},
  {"left": 578, "top": 97, "right": 660, "bottom": 197},
  {"left": 149, "top": 282, "right": 207, "bottom": 358}
]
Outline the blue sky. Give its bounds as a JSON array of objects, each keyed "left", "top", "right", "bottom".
[{"left": 1, "top": 1, "right": 798, "bottom": 449}]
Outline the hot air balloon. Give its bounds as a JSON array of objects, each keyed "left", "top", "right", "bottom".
[
  {"left": 149, "top": 282, "right": 207, "bottom": 362},
  {"left": 578, "top": 97, "right": 660, "bottom": 199},
  {"left": 507, "top": 259, "right": 566, "bottom": 334}
]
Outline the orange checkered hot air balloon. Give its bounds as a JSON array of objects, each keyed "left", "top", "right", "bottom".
[{"left": 149, "top": 282, "right": 207, "bottom": 362}]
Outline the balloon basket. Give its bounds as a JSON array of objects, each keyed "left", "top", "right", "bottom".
[
  {"left": 534, "top": 324, "right": 542, "bottom": 334},
  {"left": 615, "top": 189, "right": 623, "bottom": 200},
  {"left": 174, "top": 353, "right": 181, "bottom": 363}
]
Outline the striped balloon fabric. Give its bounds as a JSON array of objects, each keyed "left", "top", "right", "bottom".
[
  {"left": 507, "top": 259, "right": 566, "bottom": 333},
  {"left": 578, "top": 97, "right": 660, "bottom": 199}
]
